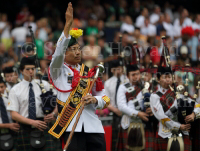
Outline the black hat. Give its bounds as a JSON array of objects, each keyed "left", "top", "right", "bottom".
[
  {"left": 3, "top": 66, "right": 15, "bottom": 74},
  {"left": 19, "top": 56, "right": 36, "bottom": 70},
  {"left": 111, "top": 60, "right": 123, "bottom": 68},
  {"left": 126, "top": 64, "right": 139, "bottom": 75},
  {"left": 157, "top": 66, "right": 172, "bottom": 79}
]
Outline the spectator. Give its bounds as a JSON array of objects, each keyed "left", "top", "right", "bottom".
[
  {"left": 4, "top": 46, "right": 18, "bottom": 64},
  {"left": 163, "top": 13, "right": 174, "bottom": 39},
  {"left": 188, "top": 17, "right": 199, "bottom": 61},
  {"left": 104, "top": 2, "right": 116, "bottom": 21},
  {"left": 16, "top": 5, "right": 30, "bottom": 26},
  {"left": 129, "top": 0, "right": 143, "bottom": 22},
  {"left": 156, "top": 14, "right": 165, "bottom": 36},
  {"left": 85, "top": 14, "right": 98, "bottom": 36},
  {"left": 164, "top": 1, "right": 174, "bottom": 22},
  {"left": 11, "top": 24, "right": 27, "bottom": 59},
  {"left": 97, "top": 20, "right": 106, "bottom": 39},
  {"left": 82, "top": 35, "right": 100, "bottom": 68},
  {"left": 97, "top": 37, "right": 111, "bottom": 62},
  {"left": 0, "top": 44, "right": 15, "bottom": 69},
  {"left": 43, "top": 2, "right": 61, "bottom": 30},
  {"left": 118, "top": 0, "right": 128, "bottom": 21},
  {"left": 120, "top": 15, "right": 135, "bottom": 35},
  {"left": 23, "top": 15, "right": 37, "bottom": 34},
  {"left": 93, "top": 0, "right": 106, "bottom": 20},
  {"left": 141, "top": 17, "right": 156, "bottom": 36},
  {"left": 174, "top": 9, "right": 193, "bottom": 37},
  {"left": 52, "top": 21, "right": 64, "bottom": 43},
  {"left": 0, "top": 13, "right": 12, "bottom": 50},
  {"left": 37, "top": 18, "right": 51, "bottom": 42},
  {"left": 150, "top": 5, "right": 161, "bottom": 24},
  {"left": 135, "top": 7, "right": 148, "bottom": 28},
  {"left": 192, "top": 14, "right": 200, "bottom": 31}
]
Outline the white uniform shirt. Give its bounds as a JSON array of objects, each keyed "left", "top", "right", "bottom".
[
  {"left": 7, "top": 79, "right": 50, "bottom": 118},
  {"left": 105, "top": 75, "right": 128, "bottom": 108},
  {"left": 117, "top": 83, "right": 143, "bottom": 117},
  {"left": 150, "top": 85, "right": 200, "bottom": 138},
  {"left": 0, "top": 96, "right": 12, "bottom": 124},
  {"left": 49, "top": 32, "right": 108, "bottom": 133},
  {"left": 150, "top": 13, "right": 159, "bottom": 24},
  {"left": 141, "top": 24, "right": 156, "bottom": 36}
]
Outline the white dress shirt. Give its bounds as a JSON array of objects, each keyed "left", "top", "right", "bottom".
[
  {"left": 0, "top": 22, "right": 11, "bottom": 39},
  {"left": 7, "top": 79, "right": 50, "bottom": 118},
  {"left": 141, "top": 24, "right": 156, "bottom": 36},
  {"left": 105, "top": 75, "right": 129, "bottom": 108},
  {"left": 192, "top": 22, "right": 200, "bottom": 31},
  {"left": 0, "top": 96, "right": 12, "bottom": 124},
  {"left": 173, "top": 18, "right": 193, "bottom": 37},
  {"left": 120, "top": 23, "right": 135, "bottom": 33},
  {"left": 163, "top": 22, "right": 174, "bottom": 39},
  {"left": 11, "top": 27, "right": 27, "bottom": 43},
  {"left": 136, "top": 15, "right": 145, "bottom": 28},
  {"left": 49, "top": 32, "right": 109, "bottom": 133},
  {"left": 150, "top": 13, "right": 159, "bottom": 24}
]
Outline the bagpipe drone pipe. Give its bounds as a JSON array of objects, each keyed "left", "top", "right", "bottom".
[{"left": 28, "top": 26, "right": 56, "bottom": 115}]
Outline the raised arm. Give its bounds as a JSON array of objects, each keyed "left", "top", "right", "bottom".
[{"left": 49, "top": 2, "right": 73, "bottom": 80}]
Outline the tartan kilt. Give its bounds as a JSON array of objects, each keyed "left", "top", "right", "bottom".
[
  {"left": 154, "top": 132, "right": 191, "bottom": 151},
  {"left": 116, "top": 127, "right": 155, "bottom": 151},
  {"left": 16, "top": 126, "right": 56, "bottom": 151},
  {"left": 144, "top": 129, "right": 155, "bottom": 151},
  {"left": 116, "top": 127, "right": 128, "bottom": 151}
]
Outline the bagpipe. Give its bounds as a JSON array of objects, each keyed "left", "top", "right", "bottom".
[
  {"left": 28, "top": 26, "right": 56, "bottom": 115},
  {"left": 176, "top": 64, "right": 200, "bottom": 140}
]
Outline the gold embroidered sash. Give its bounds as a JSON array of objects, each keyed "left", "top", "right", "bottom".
[{"left": 49, "top": 64, "right": 90, "bottom": 138}]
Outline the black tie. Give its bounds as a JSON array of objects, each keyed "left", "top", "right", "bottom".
[
  {"left": 0, "top": 97, "right": 9, "bottom": 123},
  {"left": 28, "top": 83, "right": 36, "bottom": 120},
  {"left": 115, "top": 77, "right": 121, "bottom": 106}
]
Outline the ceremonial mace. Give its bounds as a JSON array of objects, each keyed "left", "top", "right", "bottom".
[{"left": 63, "top": 63, "right": 104, "bottom": 151}]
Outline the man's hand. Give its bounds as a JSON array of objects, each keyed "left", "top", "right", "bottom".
[
  {"left": 44, "top": 113, "right": 56, "bottom": 123},
  {"left": 32, "top": 120, "right": 47, "bottom": 131},
  {"left": 9, "top": 123, "right": 20, "bottom": 132},
  {"left": 64, "top": 2, "right": 73, "bottom": 37},
  {"left": 185, "top": 112, "right": 195, "bottom": 123},
  {"left": 145, "top": 107, "right": 153, "bottom": 115},
  {"left": 137, "top": 112, "right": 149, "bottom": 122},
  {"left": 180, "top": 124, "right": 191, "bottom": 131},
  {"left": 82, "top": 95, "right": 98, "bottom": 105}
]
